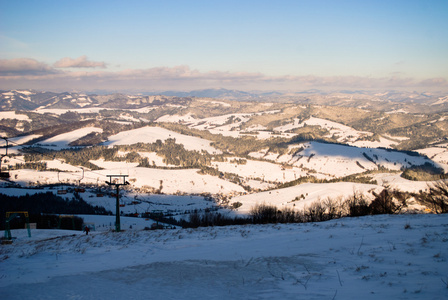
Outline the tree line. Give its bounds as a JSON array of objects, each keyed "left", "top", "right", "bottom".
[
  {"left": 0, "top": 192, "right": 111, "bottom": 230},
  {"left": 179, "top": 183, "right": 448, "bottom": 228}
]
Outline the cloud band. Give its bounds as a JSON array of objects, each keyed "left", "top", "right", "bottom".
[{"left": 0, "top": 57, "right": 447, "bottom": 92}]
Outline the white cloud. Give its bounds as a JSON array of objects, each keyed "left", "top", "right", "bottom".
[
  {"left": 1, "top": 58, "right": 447, "bottom": 92},
  {"left": 54, "top": 55, "right": 106, "bottom": 68},
  {"left": 0, "top": 58, "right": 58, "bottom": 76}
]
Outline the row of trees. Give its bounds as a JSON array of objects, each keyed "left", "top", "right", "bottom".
[
  {"left": 181, "top": 190, "right": 400, "bottom": 228},
  {"left": 180, "top": 183, "right": 448, "bottom": 228},
  {"left": 0, "top": 192, "right": 111, "bottom": 230}
]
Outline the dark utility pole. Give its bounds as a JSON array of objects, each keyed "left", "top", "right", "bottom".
[{"left": 106, "top": 175, "right": 129, "bottom": 232}]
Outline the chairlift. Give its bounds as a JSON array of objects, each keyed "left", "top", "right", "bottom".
[
  {"left": 95, "top": 178, "right": 104, "bottom": 197},
  {"left": 75, "top": 168, "right": 85, "bottom": 193},
  {"left": 57, "top": 171, "right": 67, "bottom": 194}
]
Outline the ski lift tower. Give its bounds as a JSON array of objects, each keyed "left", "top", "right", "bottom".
[
  {"left": 106, "top": 175, "right": 129, "bottom": 232},
  {"left": 0, "top": 137, "right": 10, "bottom": 179}
]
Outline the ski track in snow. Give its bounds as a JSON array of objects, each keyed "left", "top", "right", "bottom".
[{"left": 1, "top": 214, "right": 447, "bottom": 299}]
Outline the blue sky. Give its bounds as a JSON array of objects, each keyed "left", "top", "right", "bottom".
[{"left": 1, "top": 0, "right": 447, "bottom": 92}]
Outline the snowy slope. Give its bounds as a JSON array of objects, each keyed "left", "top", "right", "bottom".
[
  {"left": 417, "top": 147, "right": 448, "bottom": 172},
  {"left": 37, "top": 127, "right": 103, "bottom": 150},
  {"left": 157, "top": 110, "right": 294, "bottom": 140},
  {"left": 255, "top": 141, "right": 436, "bottom": 178},
  {"left": 104, "top": 126, "right": 222, "bottom": 154},
  {"left": 157, "top": 113, "right": 401, "bottom": 146},
  {"left": 9, "top": 167, "right": 246, "bottom": 195},
  {"left": 0, "top": 111, "right": 30, "bottom": 121},
  {"left": 230, "top": 182, "right": 382, "bottom": 214},
  {"left": 1, "top": 214, "right": 447, "bottom": 299},
  {"left": 212, "top": 158, "right": 308, "bottom": 183}
]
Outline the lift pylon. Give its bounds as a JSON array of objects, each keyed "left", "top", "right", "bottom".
[
  {"left": 106, "top": 175, "right": 129, "bottom": 232},
  {"left": 0, "top": 137, "right": 10, "bottom": 179}
]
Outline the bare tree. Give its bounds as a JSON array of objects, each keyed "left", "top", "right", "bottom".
[{"left": 425, "top": 180, "right": 448, "bottom": 214}]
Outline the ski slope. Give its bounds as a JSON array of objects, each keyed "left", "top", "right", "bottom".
[{"left": 1, "top": 214, "right": 447, "bottom": 299}]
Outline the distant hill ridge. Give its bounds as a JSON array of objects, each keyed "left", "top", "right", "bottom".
[{"left": 1, "top": 89, "right": 447, "bottom": 113}]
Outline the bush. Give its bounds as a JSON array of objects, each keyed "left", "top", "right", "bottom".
[
  {"left": 424, "top": 180, "right": 448, "bottom": 213},
  {"left": 250, "top": 203, "right": 279, "bottom": 224},
  {"left": 370, "top": 189, "right": 401, "bottom": 214},
  {"left": 305, "top": 202, "right": 326, "bottom": 222},
  {"left": 346, "top": 193, "right": 370, "bottom": 217}
]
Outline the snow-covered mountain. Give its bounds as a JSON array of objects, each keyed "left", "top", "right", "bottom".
[
  {"left": 2, "top": 89, "right": 448, "bottom": 112},
  {"left": 1, "top": 89, "right": 448, "bottom": 221}
]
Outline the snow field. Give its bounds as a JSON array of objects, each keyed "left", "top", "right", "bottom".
[
  {"left": 231, "top": 182, "right": 383, "bottom": 213},
  {"left": 104, "top": 126, "right": 222, "bottom": 154},
  {"left": 136, "top": 151, "right": 176, "bottom": 167},
  {"left": 212, "top": 158, "right": 308, "bottom": 183},
  {"left": 0, "top": 111, "right": 30, "bottom": 121},
  {"left": 8, "top": 166, "right": 246, "bottom": 195},
  {"left": 417, "top": 147, "right": 448, "bottom": 172},
  {"left": 33, "top": 107, "right": 108, "bottom": 115},
  {"left": 37, "top": 127, "right": 103, "bottom": 150},
  {"left": 1, "top": 214, "right": 447, "bottom": 299},
  {"left": 250, "top": 141, "right": 435, "bottom": 178}
]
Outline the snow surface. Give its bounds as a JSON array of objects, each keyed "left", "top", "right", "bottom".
[
  {"left": 9, "top": 167, "right": 246, "bottom": 195},
  {"left": 7, "top": 134, "right": 42, "bottom": 145},
  {"left": 104, "top": 126, "right": 222, "bottom": 154},
  {"left": 254, "top": 141, "right": 435, "bottom": 178},
  {"left": 231, "top": 182, "right": 382, "bottom": 213},
  {"left": 157, "top": 112, "right": 406, "bottom": 147},
  {"left": 33, "top": 108, "right": 108, "bottom": 115},
  {"left": 1, "top": 214, "right": 447, "bottom": 299},
  {"left": 274, "top": 116, "right": 370, "bottom": 144},
  {"left": 156, "top": 110, "right": 295, "bottom": 140},
  {"left": 136, "top": 151, "right": 176, "bottom": 167},
  {"left": 212, "top": 158, "right": 308, "bottom": 183},
  {"left": 370, "top": 173, "right": 431, "bottom": 194},
  {"left": 417, "top": 147, "right": 448, "bottom": 172},
  {"left": 36, "top": 127, "right": 103, "bottom": 150},
  {"left": 0, "top": 111, "right": 30, "bottom": 121}
]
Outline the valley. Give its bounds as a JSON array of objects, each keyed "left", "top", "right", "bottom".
[{"left": 1, "top": 89, "right": 448, "bottom": 220}]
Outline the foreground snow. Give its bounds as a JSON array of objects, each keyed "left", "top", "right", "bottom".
[{"left": 1, "top": 214, "right": 447, "bottom": 299}]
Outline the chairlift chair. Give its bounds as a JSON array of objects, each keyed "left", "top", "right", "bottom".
[{"left": 57, "top": 171, "right": 67, "bottom": 194}]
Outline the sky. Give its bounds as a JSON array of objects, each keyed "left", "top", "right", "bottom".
[{"left": 1, "top": 0, "right": 448, "bottom": 92}]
